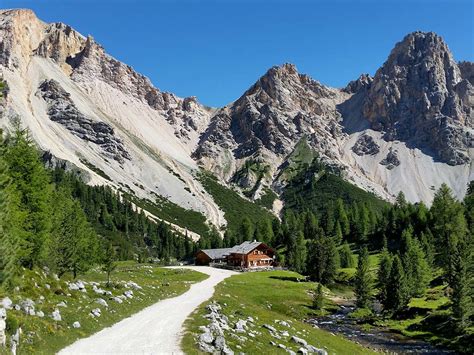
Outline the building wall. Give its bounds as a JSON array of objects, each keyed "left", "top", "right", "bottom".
[{"left": 195, "top": 251, "right": 211, "bottom": 265}]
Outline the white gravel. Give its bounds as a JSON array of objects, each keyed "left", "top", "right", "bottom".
[{"left": 58, "top": 266, "right": 237, "bottom": 354}]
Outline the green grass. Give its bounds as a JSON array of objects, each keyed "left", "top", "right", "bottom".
[
  {"left": 0, "top": 263, "right": 207, "bottom": 354},
  {"left": 277, "top": 138, "right": 316, "bottom": 182},
  {"left": 182, "top": 270, "right": 377, "bottom": 354},
  {"left": 198, "top": 172, "right": 276, "bottom": 231}
]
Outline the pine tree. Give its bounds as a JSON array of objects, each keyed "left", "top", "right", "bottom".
[
  {"left": 303, "top": 211, "right": 319, "bottom": 240},
  {"left": 48, "top": 188, "right": 99, "bottom": 278},
  {"left": 430, "top": 184, "right": 467, "bottom": 283},
  {"left": 239, "top": 217, "right": 254, "bottom": 243},
  {"left": 377, "top": 248, "right": 392, "bottom": 308},
  {"left": 4, "top": 122, "right": 53, "bottom": 269},
  {"left": 306, "top": 229, "right": 338, "bottom": 284},
  {"left": 339, "top": 242, "right": 355, "bottom": 268},
  {"left": 313, "top": 283, "right": 324, "bottom": 310},
  {"left": 333, "top": 222, "right": 343, "bottom": 246},
  {"left": 0, "top": 138, "right": 26, "bottom": 286},
  {"left": 386, "top": 255, "right": 409, "bottom": 313},
  {"left": 450, "top": 244, "right": 471, "bottom": 330},
  {"left": 287, "top": 230, "right": 307, "bottom": 274},
  {"left": 335, "top": 198, "right": 350, "bottom": 237},
  {"left": 354, "top": 246, "right": 372, "bottom": 308}
]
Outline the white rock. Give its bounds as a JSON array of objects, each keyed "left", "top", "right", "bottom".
[
  {"left": 90, "top": 308, "right": 101, "bottom": 317},
  {"left": 96, "top": 298, "right": 108, "bottom": 308},
  {"left": 36, "top": 311, "right": 45, "bottom": 318},
  {"left": 291, "top": 336, "right": 308, "bottom": 347},
  {"left": 123, "top": 290, "right": 133, "bottom": 299},
  {"left": 234, "top": 319, "right": 247, "bottom": 333},
  {"left": 72, "top": 321, "right": 81, "bottom": 328},
  {"left": 199, "top": 331, "right": 213, "bottom": 344},
  {"left": 0, "top": 319, "right": 5, "bottom": 347},
  {"left": 1, "top": 298, "right": 12, "bottom": 310},
  {"left": 52, "top": 309, "right": 61, "bottom": 321},
  {"left": 0, "top": 308, "right": 6, "bottom": 319},
  {"left": 263, "top": 324, "right": 277, "bottom": 332},
  {"left": 111, "top": 297, "right": 123, "bottom": 304},
  {"left": 57, "top": 301, "right": 67, "bottom": 308},
  {"left": 68, "top": 283, "right": 79, "bottom": 291}
]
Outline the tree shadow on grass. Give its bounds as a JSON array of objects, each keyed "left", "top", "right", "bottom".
[{"left": 269, "top": 275, "right": 308, "bottom": 283}]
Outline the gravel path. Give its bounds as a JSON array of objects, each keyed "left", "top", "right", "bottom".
[{"left": 59, "top": 266, "right": 237, "bottom": 354}]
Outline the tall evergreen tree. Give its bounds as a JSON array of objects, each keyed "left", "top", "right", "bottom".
[
  {"left": 450, "top": 243, "right": 471, "bottom": 330},
  {"left": 355, "top": 246, "right": 372, "bottom": 308},
  {"left": 339, "top": 242, "right": 355, "bottom": 268},
  {"left": 386, "top": 255, "right": 409, "bottom": 313},
  {"left": 430, "top": 184, "right": 467, "bottom": 283},
  {"left": 377, "top": 248, "right": 392, "bottom": 308},
  {"left": 287, "top": 230, "right": 307, "bottom": 274},
  {"left": 0, "top": 137, "right": 26, "bottom": 286},
  {"left": 4, "top": 123, "right": 53, "bottom": 269}
]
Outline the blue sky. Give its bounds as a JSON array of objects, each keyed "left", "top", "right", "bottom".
[{"left": 4, "top": 0, "right": 473, "bottom": 106}]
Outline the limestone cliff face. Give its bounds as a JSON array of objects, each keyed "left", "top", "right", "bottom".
[
  {"left": 362, "top": 32, "right": 473, "bottom": 165},
  {"left": 195, "top": 63, "right": 348, "bottom": 182}
]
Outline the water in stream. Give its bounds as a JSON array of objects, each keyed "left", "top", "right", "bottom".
[{"left": 306, "top": 305, "right": 455, "bottom": 354}]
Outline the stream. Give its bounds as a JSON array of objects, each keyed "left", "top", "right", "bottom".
[{"left": 306, "top": 305, "right": 455, "bottom": 354}]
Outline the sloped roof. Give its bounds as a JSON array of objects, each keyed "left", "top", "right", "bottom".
[
  {"left": 199, "top": 241, "right": 273, "bottom": 260},
  {"left": 230, "top": 241, "right": 263, "bottom": 254},
  {"left": 200, "top": 248, "right": 234, "bottom": 259}
]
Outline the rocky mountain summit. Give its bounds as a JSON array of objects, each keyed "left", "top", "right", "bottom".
[
  {"left": 0, "top": 9, "right": 472, "bottom": 233},
  {"left": 362, "top": 31, "right": 473, "bottom": 165}
]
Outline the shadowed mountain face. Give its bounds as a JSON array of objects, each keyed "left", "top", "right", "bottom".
[{"left": 0, "top": 9, "right": 472, "bottom": 228}]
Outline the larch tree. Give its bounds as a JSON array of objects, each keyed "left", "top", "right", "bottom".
[{"left": 355, "top": 246, "right": 372, "bottom": 308}]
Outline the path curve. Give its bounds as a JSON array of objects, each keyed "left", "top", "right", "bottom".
[{"left": 59, "top": 266, "right": 237, "bottom": 354}]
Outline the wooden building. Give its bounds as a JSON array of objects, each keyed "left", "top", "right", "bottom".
[{"left": 195, "top": 241, "right": 275, "bottom": 269}]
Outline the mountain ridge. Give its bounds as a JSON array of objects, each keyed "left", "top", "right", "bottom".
[{"left": 0, "top": 8, "right": 472, "bottom": 234}]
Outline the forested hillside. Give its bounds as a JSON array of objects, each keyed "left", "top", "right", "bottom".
[{"left": 0, "top": 123, "right": 198, "bottom": 287}]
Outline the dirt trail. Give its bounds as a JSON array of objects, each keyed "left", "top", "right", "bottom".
[{"left": 59, "top": 266, "right": 236, "bottom": 354}]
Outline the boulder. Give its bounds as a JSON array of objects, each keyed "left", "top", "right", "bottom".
[
  {"left": 125, "top": 281, "right": 142, "bottom": 290},
  {"left": 72, "top": 321, "right": 81, "bottom": 329},
  {"left": 263, "top": 324, "right": 277, "bottom": 333},
  {"left": 291, "top": 336, "right": 308, "bottom": 347},
  {"left": 0, "top": 318, "right": 5, "bottom": 347},
  {"left": 111, "top": 297, "right": 123, "bottom": 304},
  {"left": 1, "top": 298, "right": 12, "bottom": 310},
  {"left": 235, "top": 319, "right": 247, "bottom": 333},
  {"left": 52, "top": 309, "right": 61, "bottom": 321},
  {"left": 20, "top": 299, "right": 35, "bottom": 315},
  {"left": 298, "top": 347, "right": 308, "bottom": 354},
  {"left": 198, "top": 331, "right": 214, "bottom": 344},
  {"left": 56, "top": 301, "right": 67, "bottom": 308},
  {"left": 214, "top": 335, "right": 226, "bottom": 350},
  {"left": 36, "top": 311, "right": 45, "bottom": 318},
  {"left": 68, "top": 283, "right": 79, "bottom": 291},
  {"left": 96, "top": 298, "right": 108, "bottom": 308},
  {"left": 90, "top": 308, "right": 101, "bottom": 317},
  {"left": 198, "top": 342, "right": 215, "bottom": 353},
  {"left": 123, "top": 290, "right": 133, "bottom": 299}
]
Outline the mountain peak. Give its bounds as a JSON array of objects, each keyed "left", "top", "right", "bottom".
[{"left": 362, "top": 30, "right": 471, "bottom": 165}]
